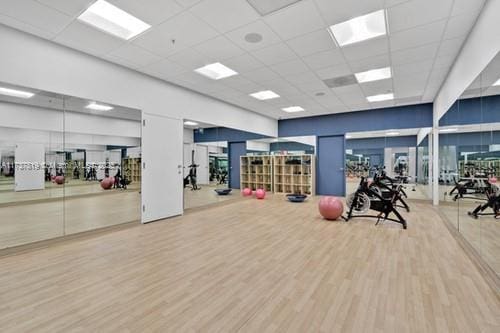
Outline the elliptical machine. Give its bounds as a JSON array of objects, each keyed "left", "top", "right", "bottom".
[{"left": 184, "top": 149, "right": 200, "bottom": 191}]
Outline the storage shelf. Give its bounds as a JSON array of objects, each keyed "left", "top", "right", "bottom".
[{"left": 122, "top": 157, "right": 141, "bottom": 183}]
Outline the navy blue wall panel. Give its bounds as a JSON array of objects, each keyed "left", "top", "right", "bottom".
[
  {"left": 440, "top": 95, "right": 500, "bottom": 126},
  {"left": 279, "top": 104, "right": 432, "bottom": 137},
  {"left": 194, "top": 127, "right": 268, "bottom": 143},
  {"left": 228, "top": 142, "right": 246, "bottom": 189}
]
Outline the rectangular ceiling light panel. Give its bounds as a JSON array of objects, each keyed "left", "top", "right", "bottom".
[
  {"left": 78, "top": 0, "right": 151, "bottom": 40},
  {"left": 329, "top": 10, "right": 387, "bottom": 47},
  {"left": 355, "top": 67, "right": 391, "bottom": 83},
  {"left": 247, "top": 0, "right": 302, "bottom": 16},
  {"left": 184, "top": 121, "right": 199, "bottom": 126},
  {"left": 86, "top": 102, "right": 113, "bottom": 111},
  {"left": 250, "top": 90, "right": 280, "bottom": 100},
  {"left": 0, "top": 87, "right": 34, "bottom": 99},
  {"left": 282, "top": 106, "right": 305, "bottom": 113},
  {"left": 367, "top": 93, "right": 394, "bottom": 102},
  {"left": 194, "top": 63, "right": 238, "bottom": 80},
  {"left": 493, "top": 78, "right": 500, "bottom": 86}
]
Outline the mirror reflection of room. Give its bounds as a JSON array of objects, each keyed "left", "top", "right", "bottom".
[{"left": 0, "top": 82, "right": 141, "bottom": 248}]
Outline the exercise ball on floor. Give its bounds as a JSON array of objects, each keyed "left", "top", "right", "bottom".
[
  {"left": 489, "top": 176, "right": 497, "bottom": 184},
  {"left": 255, "top": 188, "right": 266, "bottom": 199},
  {"left": 100, "top": 177, "right": 113, "bottom": 190},
  {"left": 54, "top": 176, "right": 65, "bottom": 185},
  {"left": 242, "top": 188, "right": 252, "bottom": 196},
  {"left": 319, "top": 196, "right": 344, "bottom": 220}
]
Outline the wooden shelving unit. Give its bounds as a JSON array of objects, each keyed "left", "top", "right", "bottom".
[
  {"left": 240, "top": 155, "right": 273, "bottom": 191},
  {"left": 122, "top": 157, "right": 141, "bottom": 183},
  {"left": 273, "top": 155, "right": 315, "bottom": 195}
]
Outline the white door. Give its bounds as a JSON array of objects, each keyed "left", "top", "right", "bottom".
[
  {"left": 142, "top": 113, "right": 183, "bottom": 223},
  {"left": 195, "top": 145, "right": 209, "bottom": 185}
]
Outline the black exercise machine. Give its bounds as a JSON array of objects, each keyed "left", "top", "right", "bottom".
[
  {"left": 184, "top": 149, "right": 200, "bottom": 191},
  {"left": 468, "top": 185, "right": 500, "bottom": 219}
]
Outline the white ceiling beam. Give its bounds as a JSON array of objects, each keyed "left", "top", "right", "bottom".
[{"left": 433, "top": 0, "right": 500, "bottom": 124}]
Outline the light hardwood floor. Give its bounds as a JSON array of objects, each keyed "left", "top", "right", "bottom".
[{"left": 0, "top": 196, "right": 499, "bottom": 332}]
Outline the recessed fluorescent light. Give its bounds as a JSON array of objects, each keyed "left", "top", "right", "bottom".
[
  {"left": 386, "top": 131, "right": 400, "bottom": 136},
  {"left": 367, "top": 93, "right": 394, "bottom": 102},
  {"left": 439, "top": 128, "right": 458, "bottom": 133},
  {"left": 345, "top": 135, "right": 352, "bottom": 139},
  {"left": 282, "top": 106, "right": 305, "bottom": 113},
  {"left": 0, "top": 87, "right": 34, "bottom": 99},
  {"left": 493, "top": 78, "right": 500, "bottom": 86},
  {"left": 78, "top": 0, "right": 151, "bottom": 40},
  {"left": 355, "top": 67, "right": 391, "bottom": 83},
  {"left": 194, "top": 62, "right": 238, "bottom": 80},
  {"left": 250, "top": 90, "right": 280, "bottom": 100},
  {"left": 184, "top": 121, "right": 199, "bottom": 126},
  {"left": 328, "top": 10, "right": 387, "bottom": 47},
  {"left": 86, "top": 102, "right": 113, "bottom": 111}
]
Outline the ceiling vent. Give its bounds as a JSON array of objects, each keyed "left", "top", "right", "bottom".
[
  {"left": 323, "top": 75, "right": 357, "bottom": 88},
  {"left": 247, "top": 0, "right": 303, "bottom": 16}
]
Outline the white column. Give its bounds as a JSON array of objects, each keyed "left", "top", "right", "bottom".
[
  {"left": 428, "top": 132, "right": 433, "bottom": 199},
  {"left": 15, "top": 143, "right": 45, "bottom": 191},
  {"left": 432, "top": 128, "right": 440, "bottom": 205}
]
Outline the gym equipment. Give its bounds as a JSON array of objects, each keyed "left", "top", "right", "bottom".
[
  {"left": 184, "top": 149, "right": 200, "bottom": 191},
  {"left": 287, "top": 194, "right": 307, "bottom": 202},
  {"left": 255, "top": 188, "right": 266, "bottom": 199},
  {"left": 318, "top": 196, "right": 343, "bottom": 220},
  {"left": 371, "top": 167, "right": 410, "bottom": 213},
  {"left": 214, "top": 188, "right": 232, "bottom": 195},
  {"left": 344, "top": 176, "right": 408, "bottom": 229},
  {"left": 54, "top": 176, "right": 65, "bottom": 185},
  {"left": 449, "top": 168, "right": 495, "bottom": 201},
  {"left": 242, "top": 188, "right": 252, "bottom": 196},
  {"left": 468, "top": 183, "right": 500, "bottom": 219},
  {"left": 100, "top": 177, "right": 113, "bottom": 190}
]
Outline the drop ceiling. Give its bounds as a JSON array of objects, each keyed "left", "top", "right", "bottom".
[{"left": 0, "top": 0, "right": 486, "bottom": 119}]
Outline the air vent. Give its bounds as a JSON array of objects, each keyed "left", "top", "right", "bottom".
[
  {"left": 323, "top": 75, "right": 357, "bottom": 88},
  {"left": 247, "top": 0, "right": 303, "bottom": 16}
]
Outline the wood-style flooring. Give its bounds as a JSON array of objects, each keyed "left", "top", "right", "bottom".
[{"left": 0, "top": 196, "right": 499, "bottom": 332}]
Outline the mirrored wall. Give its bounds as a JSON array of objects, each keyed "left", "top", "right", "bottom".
[
  {"left": 0, "top": 82, "right": 141, "bottom": 249},
  {"left": 440, "top": 51, "right": 500, "bottom": 276}
]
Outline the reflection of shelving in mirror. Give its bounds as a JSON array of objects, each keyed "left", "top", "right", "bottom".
[
  {"left": 240, "top": 155, "right": 272, "bottom": 191},
  {"left": 122, "top": 157, "right": 141, "bottom": 183},
  {"left": 273, "top": 154, "right": 315, "bottom": 195}
]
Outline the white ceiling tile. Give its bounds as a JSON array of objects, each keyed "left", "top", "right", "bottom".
[
  {"left": 314, "top": 0, "right": 385, "bottom": 25},
  {"left": 54, "top": 21, "right": 126, "bottom": 56},
  {"left": 443, "top": 13, "right": 478, "bottom": 40},
  {"left": 451, "top": 0, "right": 486, "bottom": 16},
  {"left": 0, "top": 0, "right": 72, "bottom": 34},
  {"left": 389, "top": 20, "right": 446, "bottom": 52},
  {"left": 393, "top": 59, "right": 433, "bottom": 77},
  {"left": 293, "top": 79, "right": 329, "bottom": 93},
  {"left": 109, "top": 0, "right": 184, "bottom": 25},
  {"left": 223, "top": 53, "right": 263, "bottom": 72},
  {"left": 36, "top": 0, "right": 94, "bottom": 16},
  {"left": 174, "top": 0, "right": 203, "bottom": 8},
  {"left": 264, "top": 0, "right": 325, "bottom": 40},
  {"left": 220, "top": 76, "right": 259, "bottom": 91},
  {"left": 388, "top": 0, "right": 453, "bottom": 32},
  {"left": 333, "top": 85, "right": 366, "bottom": 103},
  {"left": 391, "top": 43, "right": 439, "bottom": 66},
  {"left": 359, "top": 78, "right": 393, "bottom": 96},
  {"left": 341, "top": 37, "right": 388, "bottom": 61},
  {"left": 193, "top": 35, "right": 246, "bottom": 61},
  {"left": 225, "top": 20, "right": 282, "bottom": 51},
  {"left": 367, "top": 100, "right": 395, "bottom": 109},
  {"left": 348, "top": 54, "right": 390, "bottom": 73},
  {"left": 303, "top": 49, "right": 345, "bottom": 70},
  {"left": 108, "top": 44, "right": 162, "bottom": 67},
  {"left": 103, "top": 54, "right": 141, "bottom": 69},
  {"left": 384, "top": 0, "right": 411, "bottom": 7},
  {"left": 241, "top": 67, "right": 280, "bottom": 82},
  {"left": 189, "top": 0, "right": 260, "bottom": 33},
  {"left": 140, "top": 58, "right": 187, "bottom": 79},
  {"left": 393, "top": 72, "right": 428, "bottom": 97},
  {"left": 251, "top": 42, "right": 297, "bottom": 66},
  {"left": 270, "top": 59, "right": 310, "bottom": 76},
  {"left": 436, "top": 37, "right": 465, "bottom": 58},
  {"left": 285, "top": 29, "right": 334, "bottom": 57},
  {"left": 0, "top": 12, "right": 55, "bottom": 39},
  {"left": 315, "top": 63, "right": 352, "bottom": 79},
  {"left": 283, "top": 71, "right": 320, "bottom": 84},
  {"left": 132, "top": 29, "right": 188, "bottom": 57},
  {"left": 168, "top": 48, "right": 215, "bottom": 69}
]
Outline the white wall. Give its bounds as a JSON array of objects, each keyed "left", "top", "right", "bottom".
[
  {"left": 183, "top": 128, "right": 194, "bottom": 144},
  {"left": 0, "top": 25, "right": 277, "bottom": 137},
  {"left": 247, "top": 141, "right": 270, "bottom": 152},
  {"left": 15, "top": 143, "right": 45, "bottom": 191}
]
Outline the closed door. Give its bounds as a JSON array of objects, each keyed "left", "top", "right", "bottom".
[
  {"left": 142, "top": 113, "right": 183, "bottom": 223},
  {"left": 317, "top": 135, "right": 345, "bottom": 196},
  {"left": 229, "top": 142, "right": 246, "bottom": 189}
]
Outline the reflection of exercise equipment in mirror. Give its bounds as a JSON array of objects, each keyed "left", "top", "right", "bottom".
[
  {"left": 468, "top": 182, "right": 500, "bottom": 219},
  {"left": 344, "top": 172, "right": 408, "bottom": 229},
  {"left": 449, "top": 164, "right": 496, "bottom": 201},
  {"left": 184, "top": 149, "right": 200, "bottom": 191}
]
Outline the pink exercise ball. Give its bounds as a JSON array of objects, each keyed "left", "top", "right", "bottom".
[
  {"left": 54, "top": 176, "right": 65, "bottom": 185},
  {"left": 255, "top": 188, "right": 266, "bottom": 199},
  {"left": 100, "top": 177, "right": 113, "bottom": 190},
  {"left": 318, "top": 196, "right": 344, "bottom": 220},
  {"left": 242, "top": 188, "right": 252, "bottom": 196},
  {"left": 489, "top": 176, "right": 497, "bottom": 184},
  {"left": 109, "top": 176, "right": 115, "bottom": 184}
]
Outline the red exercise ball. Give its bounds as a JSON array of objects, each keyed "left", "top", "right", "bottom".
[
  {"left": 54, "top": 176, "right": 65, "bottom": 185},
  {"left": 242, "top": 188, "right": 252, "bottom": 196},
  {"left": 318, "top": 196, "right": 344, "bottom": 220},
  {"left": 100, "top": 177, "right": 113, "bottom": 190},
  {"left": 255, "top": 188, "right": 266, "bottom": 199}
]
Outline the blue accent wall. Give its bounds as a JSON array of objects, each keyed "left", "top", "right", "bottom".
[
  {"left": 440, "top": 95, "right": 500, "bottom": 126},
  {"left": 194, "top": 127, "right": 268, "bottom": 143},
  {"left": 279, "top": 104, "right": 432, "bottom": 137}
]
